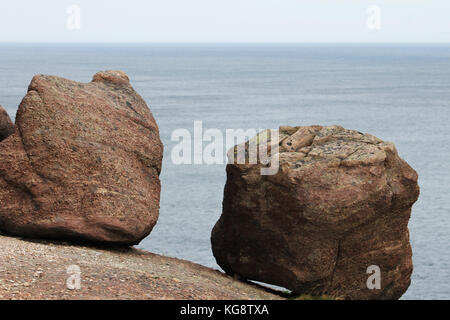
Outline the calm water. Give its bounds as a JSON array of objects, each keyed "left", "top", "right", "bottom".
[{"left": 0, "top": 44, "right": 449, "bottom": 299}]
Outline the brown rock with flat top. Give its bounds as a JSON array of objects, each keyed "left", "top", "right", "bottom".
[
  {"left": 0, "top": 71, "right": 163, "bottom": 245},
  {"left": 0, "top": 105, "right": 14, "bottom": 141},
  {"left": 211, "top": 125, "right": 419, "bottom": 299}
]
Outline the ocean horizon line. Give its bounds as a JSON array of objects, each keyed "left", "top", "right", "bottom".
[{"left": 1, "top": 41, "right": 450, "bottom": 46}]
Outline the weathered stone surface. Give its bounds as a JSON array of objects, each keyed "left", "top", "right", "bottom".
[
  {"left": 0, "top": 105, "right": 14, "bottom": 142},
  {"left": 0, "top": 71, "right": 163, "bottom": 245},
  {"left": 211, "top": 125, "right": 419, "bottom": 299}
]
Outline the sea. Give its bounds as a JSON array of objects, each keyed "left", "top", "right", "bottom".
[{"left": 0, "top": 43, "right": 449, "bottom": 299}]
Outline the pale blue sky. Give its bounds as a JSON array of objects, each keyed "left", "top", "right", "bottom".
[{"left": 0, "top": 0, "right": 449, "bottom": 43}]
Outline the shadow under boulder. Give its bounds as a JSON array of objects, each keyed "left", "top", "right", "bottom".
[{"left": 0, "top": 105, "right": 14, "bottom": 142}]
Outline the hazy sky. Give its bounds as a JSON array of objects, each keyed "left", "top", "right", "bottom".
[{"left": 0, "top": 0, "right": 449, "bottom": 43}]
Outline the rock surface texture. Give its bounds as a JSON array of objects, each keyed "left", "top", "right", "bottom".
[
  {"left": 0, "top": 105, "right": 14, "bottom": 141},
  {"left": 0, "top": 235, "right": 281, "bottom": 300},
  {"left": 211, "top": 125, "right": 419, "bottom": 299},
  {"left": 0, "top": 71, "right": 163, "bottom": 245},
  {"left": 0, "top": 235, "right": 282, "bottom": 300}
]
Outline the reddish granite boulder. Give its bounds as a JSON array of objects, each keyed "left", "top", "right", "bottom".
[
  {"left": 211, "top": 125, "right": 419, "bottom": 299},
  {"left": 0, "top": 71, "right": 163, "bottom": 245},
  {"left": 0, "top": 105, "right": 14, "bottom": 141}
]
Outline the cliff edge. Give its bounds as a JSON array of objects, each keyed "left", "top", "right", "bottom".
[{"left": 0, "top": 234, "right": 281, "bottom": 300}]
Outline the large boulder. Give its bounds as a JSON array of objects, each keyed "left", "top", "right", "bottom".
[
  {"left": 0, "top": 71, "right": 163, "bottom": 245},
  {"left": 0, "top": 105, "right": 14, "bottom": 141},
  {"left": 211, "top": 125, "right": 419, "bottom": 299}
]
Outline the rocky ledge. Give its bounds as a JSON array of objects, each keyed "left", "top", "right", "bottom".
[{"left": 0, "top": 234, "right": 281, "bottom": 300}]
